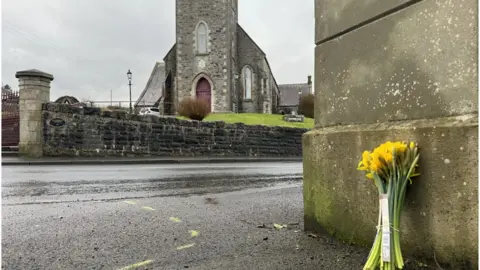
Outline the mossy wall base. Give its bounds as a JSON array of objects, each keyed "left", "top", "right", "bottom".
[{"left": 302, "top": 115, "right": 478, "bottom": 269}]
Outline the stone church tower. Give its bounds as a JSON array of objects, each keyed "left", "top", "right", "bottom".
[
  {"left": 175, "top": 0, "right": 238, "bottom": 113},
  {"left": 136, "top": 0, "right": 288, "bottom": 115}
]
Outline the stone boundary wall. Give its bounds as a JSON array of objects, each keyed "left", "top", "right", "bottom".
[{"left": 42, "top": 103, "right": 307, "bottom": 157}]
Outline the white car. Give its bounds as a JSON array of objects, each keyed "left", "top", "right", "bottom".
[{"left": 140, "top": 107, "right": 161, "bottom": 117}]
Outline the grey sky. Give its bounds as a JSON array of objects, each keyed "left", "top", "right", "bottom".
[{"left": 2, "top": 0, "right": 314, "bottom": 103}]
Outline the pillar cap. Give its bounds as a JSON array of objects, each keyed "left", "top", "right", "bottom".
[{"left": 15, "top": 69, "right": 54, "bottom": 81}]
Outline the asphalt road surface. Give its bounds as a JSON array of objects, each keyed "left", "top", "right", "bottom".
[{"left": 2, "top": 162, "right": 401, "bottom": 270}]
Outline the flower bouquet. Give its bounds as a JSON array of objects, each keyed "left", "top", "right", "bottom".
[{"left": 358, "top": 141, "right": 420, "bottom": 270}]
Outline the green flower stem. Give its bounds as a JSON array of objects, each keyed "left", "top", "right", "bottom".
[
  {"left": 363, "top": 229, "right": 379, "bottom": 268},
  {"left": 394, "top": 154, "right": 420, "bottom": 269},
  {"left": 371, "top": 247, "right": 381, "bottom": 269},
  {"left": 393, "top": 160, "right": 403, "bottom": 269},
  {"left": 394, "top": 173, "right": 408, "bottom": 269},
  {"left": 388, "top": 176, "right": 396, "bottom": 268},
  {"left": 364, "top": 187, "right": 384, "bottom": 270},
  {"left": 364, "top": 230, "right": 382, "bottom": 269},
  {"left": 393, "top": 209, "right": 403, "bottom": 268}
]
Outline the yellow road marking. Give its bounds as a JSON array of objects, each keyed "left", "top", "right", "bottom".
[
  {"left": 169, "top": 217, "right": 182, "bottom": 223},
  {"left": 123, "top": 201, "right": 137, "bottom": 205},
  {"left": 189, "top": 230, "right": 199, "bottom": 237},
  {"left": 118, "top": 259, "right": 153, "bottom": 270},
  {"left": 176, "top": 243, "right": 195, "bottom": 250},
  {"left": 141, "top": 206, "right": 155, "bottom": 211}
]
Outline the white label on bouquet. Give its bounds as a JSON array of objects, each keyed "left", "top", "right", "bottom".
[{"left": 380, "top": 194, "right": 391, "bottom": 262}]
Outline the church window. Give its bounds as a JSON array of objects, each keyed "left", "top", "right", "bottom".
[
  {"left": 243, "top": 66, "right": 252, "bottom": 99},
  {"left": 197, "top": 22, "right": 208, "bottom": 54}
]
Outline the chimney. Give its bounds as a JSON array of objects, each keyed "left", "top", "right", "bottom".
[{"left": 307, "top": 75, "right": 312, "bottom": 86}]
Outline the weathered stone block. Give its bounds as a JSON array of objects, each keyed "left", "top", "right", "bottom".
[
  {"left": 24, "top": 101, "right": 44, "bottom": 111},
  {"left": 303, "top": 114, "right": 478, "bottom": 268},
  {"left": 315, "top": 0, "right": 412, "bottom": 43},
  {"left": 315, "top": 0, "right": 477, "bottom": 127},
  {"left": 18, "top": 142, "right": 43, "bottom": 157},
  {"left": 18, "top": 79, "right": 52, "bottom": 89},
  {"left": 22, "top": 111, "right": 42, "bottom": 122},
  {"left": 19, "top": 89, "right": 49, "bottom": 100}
]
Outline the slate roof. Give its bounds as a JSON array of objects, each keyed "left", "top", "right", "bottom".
[
  {"left": 278, "top": 83, "right": 311, "bottom": 106},
  {"left": 134, "top": 62, "right": 166, "bottom": 107}
]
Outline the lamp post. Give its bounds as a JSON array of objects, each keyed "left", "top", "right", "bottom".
[
  {"left": 127, "top": 69, "right": 132, "bottom": 114},
  {"left": 297, "top": 89, "right": 302, "bottom": 114}
]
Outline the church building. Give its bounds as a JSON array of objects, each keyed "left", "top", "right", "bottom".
[{"left": 135, "top": 0, "right": 311, "bottom": 115}]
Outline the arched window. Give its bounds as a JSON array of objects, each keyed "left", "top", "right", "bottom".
[
  {"left": 243, "top": 66, "right": 252, "bottom": 99},
  {"left": 197, "top": 22, "right": 208, "bottom": 54}
]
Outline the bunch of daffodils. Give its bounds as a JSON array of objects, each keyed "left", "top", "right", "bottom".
[{"left": 358, "top": 141, "right": 420, "bottom": 270}]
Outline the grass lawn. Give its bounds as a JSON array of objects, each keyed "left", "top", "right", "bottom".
[{"left": 179, "top": 113, "right": 314, "bottom": 129}]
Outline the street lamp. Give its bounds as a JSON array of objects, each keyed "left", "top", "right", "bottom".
[
  {"left": 297, "top": 89, "right": 302, "bottom": 114},
  {"left": 127, "top": 69, "right": 132, "bottom": 114}
]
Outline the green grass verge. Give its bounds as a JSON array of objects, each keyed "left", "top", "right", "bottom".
[{"left": 178, "top": 113, "right": 313, "bottom": 129}]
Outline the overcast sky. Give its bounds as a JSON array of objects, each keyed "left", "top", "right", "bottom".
[{"left": 2, "top": 0, "right": 314, "bottom": 103}]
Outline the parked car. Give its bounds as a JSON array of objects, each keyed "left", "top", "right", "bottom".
[{"left": 139, "top": 107, "right": 161, "bottom": 117}]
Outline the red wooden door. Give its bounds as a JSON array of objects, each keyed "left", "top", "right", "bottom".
[{"left": 196, "top": 78, "right": 211, "bottom": 108}]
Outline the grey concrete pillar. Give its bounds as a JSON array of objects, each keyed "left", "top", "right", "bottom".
[
  {"left": 304, "top": 0, "right": 477, "bottom": 267},
  {"left": 16, "top": 69, "right": 54, "bottom": 157}
]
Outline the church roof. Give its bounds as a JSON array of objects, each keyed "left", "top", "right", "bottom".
[
  {"left": 278, "top": 83, "right": 311, "bottom": 106},
  {"left": 134, "top": 62, "right": 165, "bottom": 108}
]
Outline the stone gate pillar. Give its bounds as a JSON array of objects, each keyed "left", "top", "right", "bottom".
[{"left": 16, "top": 69, "right": 54, "bottom": 157}]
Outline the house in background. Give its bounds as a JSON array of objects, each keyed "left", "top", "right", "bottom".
[{"left": 277, "top": 75, "right": 313, "bottom": 115}]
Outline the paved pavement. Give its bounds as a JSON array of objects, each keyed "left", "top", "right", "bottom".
[{"left": 2, "top": 162, "right": 423, "bottom": 269}]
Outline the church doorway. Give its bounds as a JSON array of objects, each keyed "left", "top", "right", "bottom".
[{"left": 195, "top": 78, "right": 212, "bottom": 109}]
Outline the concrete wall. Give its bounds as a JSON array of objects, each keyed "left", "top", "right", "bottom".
[
  {"left": 315, "top": 0, "right": 477, "bottom": 127},
  {"left": 42, "top": 103, "right": 307, "bottom": 157},
  {"left": 304, "top": 0, "right": 478, "bottom": 268}
]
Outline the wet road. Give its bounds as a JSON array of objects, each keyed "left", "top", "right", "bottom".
[
  {"left": 2, "top": 162, "right": 302, "bottom": 205},
  {"left": 2, "top": 162, "right": 370, "bottom": 270}
]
